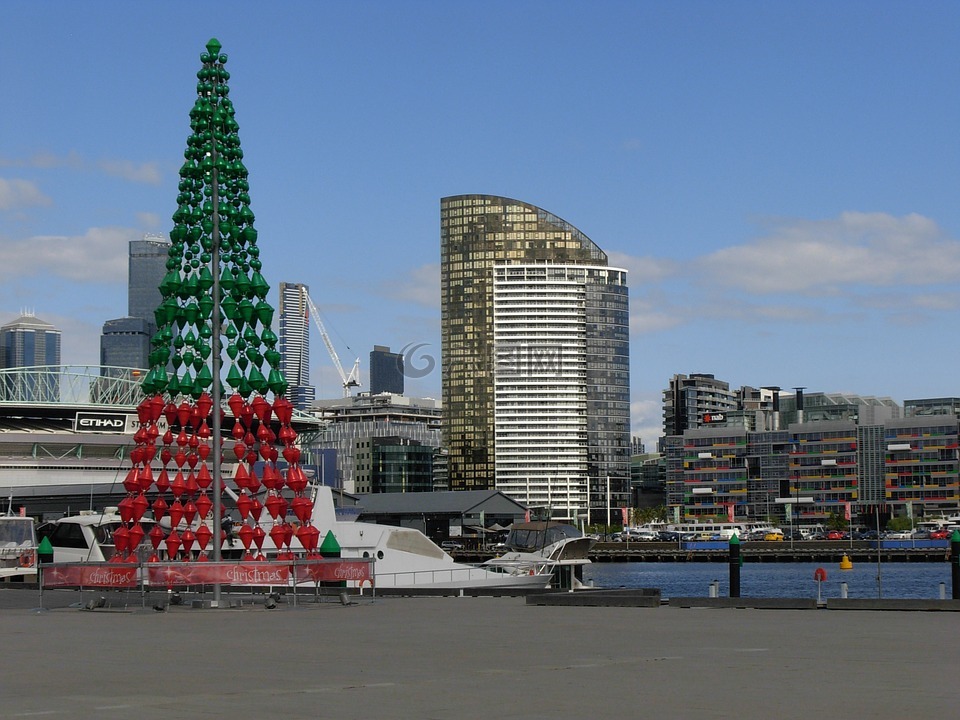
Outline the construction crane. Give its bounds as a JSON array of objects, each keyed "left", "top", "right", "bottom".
[{"left": 301, "top": 287, "right": 361, "bottom": 397}]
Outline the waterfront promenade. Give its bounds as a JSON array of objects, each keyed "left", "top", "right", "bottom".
[{"left": 1, "top": 587, "right": 957, "bottom": 719}]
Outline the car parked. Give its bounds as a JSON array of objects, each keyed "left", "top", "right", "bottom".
[
  {"left": 613, "top": 530, "right": 657, "bottom": 542},
  {"left": 440, "top": 540, "right": 464, "bottom": 551},
  {"left": 928, "top": 529, "right": 950, "bottom": 540},
  {"left": 826, "top": 530, "right": 846, "bottom": 540}
]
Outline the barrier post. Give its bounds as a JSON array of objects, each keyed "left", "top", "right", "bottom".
[
  {"left": 951, "top": 530, "right": 960, "bottom": 600},
  {"left": 728, "top": 534, "right": 741, "bottom": 598}
]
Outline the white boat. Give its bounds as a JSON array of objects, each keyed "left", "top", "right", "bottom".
[
  {"left": 481, "top": 520, "right": 595, "bottom": 590},
  {"left": 39, "top": 510, "right": 157, "bottom": 563},
  {"left": 0, "top": 513, "right": 38, "bottom": 581},
  {"left": 296, "top": 486, "right": 553, "bottom": 590}
]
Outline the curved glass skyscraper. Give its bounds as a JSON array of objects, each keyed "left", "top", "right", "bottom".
[{"left": 441, "top": 195, "right": 630, "bottom": 522}]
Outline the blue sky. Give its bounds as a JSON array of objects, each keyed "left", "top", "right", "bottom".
[{"left": 1, "top": 1, "right": 958, "bottom": 446}]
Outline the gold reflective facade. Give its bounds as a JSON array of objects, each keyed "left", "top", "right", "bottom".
[{"left": 441, "top": 195, "right": 630, "bottom": 517}]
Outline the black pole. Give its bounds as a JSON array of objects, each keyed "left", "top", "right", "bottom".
[
  {"left": 951, "top": 530, "right": 960, "bottom": 600},
  {"left": 729, "top": 534, "right": 741, "bottom": 598}
]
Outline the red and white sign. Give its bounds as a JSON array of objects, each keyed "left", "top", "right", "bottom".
[
  {"left": 43, "top": 559, "right": 374, "bottom": 589},
  {"left": 43, "top": 564, "right": 139, "bottom": 588}
]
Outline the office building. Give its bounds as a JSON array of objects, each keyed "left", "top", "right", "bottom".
[
  {"left": 440, "top": 194, "right": 630, "bottom": 523},
  {"left": 904, "top": 397, "right": 960, "bottom": 417},
  {"left": 278, "top": 281, "right": 315, "bottom": 411},
  {"left": 128, "top": 234, "right": 171, "bottom": 324},
  {"left": 662, "top": 373, "right": 738, "bottom": 438},
  {"left": 663, "top": 396, "right": 959, "bottom": 527},
  {"left": 311, "top": 393, "right": 442, "bottom": 493},
  {"left": 369, "top": 345, "right": 404, "bottom": 395},
  {"left": 100, "top": 235, "right": 171, "bottom": 373},
  {"left": 0, "top": 313, "right": 62, "bottom": 402},
  {"left": 354, "top": 436, "right": 434, "bottom": 494}
]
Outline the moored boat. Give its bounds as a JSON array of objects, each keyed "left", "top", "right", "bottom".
[
  {"left": 0, "top": 512, "right": 38, "bottom": 581},
  {"left": 482, "top": 520, "right": 595, "bottom": 590}
]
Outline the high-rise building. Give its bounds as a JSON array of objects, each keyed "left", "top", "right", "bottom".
[
  {"left": 128, "top": 234, "right": 171, "bottom": 324},
  {"left": 662, "top": 373, "right": 737, "bottom": 438},
  {"left": 278, "top": 282, "right": 315, "bottom": 411},
  {"left": 369, "top": 345, "right": 404, "bottom": 395},
  {"left": 440, "top": 194, "right": 630, "bottom": 523},
  {"left": 100, "top": 234, "right": 171, "bottom": 374},
  {"left": 1, "top": 313, "right": 62, "bottom": 401},
  {"left": 100, "top": 317, "right": 152, "bottom": 371}
]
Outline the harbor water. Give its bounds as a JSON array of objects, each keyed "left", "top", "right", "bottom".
[{"left": 584, "top": 561, "right": 954, "bottom": 600}]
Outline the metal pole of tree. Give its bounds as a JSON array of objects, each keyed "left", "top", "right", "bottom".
[{"left": 209, "top": 43, "right": 223, "bottom": 608}]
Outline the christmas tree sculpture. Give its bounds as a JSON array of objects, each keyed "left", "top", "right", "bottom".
[{"left": 120, "top": 38, "right": 320, "bottom": 566}]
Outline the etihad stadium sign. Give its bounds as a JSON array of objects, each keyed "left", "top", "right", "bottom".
[{"left": 75, "top": 412, "right": 169, "bottom": 434}]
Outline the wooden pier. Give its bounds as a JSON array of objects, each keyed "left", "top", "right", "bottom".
[{"left": 587, "top": 541, "right": 953, "bottom": 563}]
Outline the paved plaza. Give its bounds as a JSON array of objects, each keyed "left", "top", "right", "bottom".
[{"left": 0, "top": 587, "right": 957, "bottom": 719}]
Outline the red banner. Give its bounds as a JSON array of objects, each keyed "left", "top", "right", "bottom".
[
  {"left": 148, "top": 562, "right": 290, "bottom": 587},
  {"left": 294, "top": 560, "right": 372, "bottom": 584},
  {"left": 42, "top": 559, "right": 374, "bottom": 589},
  {"left": 43, "top": 564, "right": 139, "bottom": 588}
]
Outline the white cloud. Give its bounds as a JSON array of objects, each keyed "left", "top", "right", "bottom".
[
  {"left": 0, "top": 226, "right": 134, "bottom": 283},
  {"left": 0, "top": 152, "right": 162, "bottom": 185},
  {"left": 0, "top": 179, "right": 52, "bottom": 210},
  {"left": 136, "top": 212, "right": 163, "bottom": 229},
  {"left": 630, "top": 295, "right": 686, "bottom": 334},
  {"left": 630, "top": 397, "right": 662, "bottom": 446},
  {"left": 607, "top": 250, "right": 677, "bottom": 283},
  {"left": 98, "top": 159, "right": 163, "bottom": 185},
  {"left": 699, "top": 212, "right": 960, "bottom": 294},
  {"left": 381, "top": 263, "right": 440, "bottom": 307}
]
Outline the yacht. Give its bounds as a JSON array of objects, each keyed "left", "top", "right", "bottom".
[
  {"left": 292, "top": 486, "right": 553, "bottom": 590},
  {"left": 481, "top": 520, "right": 595, "bottom": 590},
  {"left": 0, "top": 512, "right": 38, "bottom": 581}
]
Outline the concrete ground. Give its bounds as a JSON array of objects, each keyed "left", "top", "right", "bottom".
[{"left": 0, "top": 587, "right": 957, "bottom": 720}]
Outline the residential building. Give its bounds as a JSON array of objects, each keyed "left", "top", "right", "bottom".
[
  {"left": 440, "top": 194, "right": 630, "bottom": 523},
  {"left": 278, "top": 281, "right": 315, "bottom": 411},
  {"left": 369, "top": 345, "right": 404, "bottom": 395}
]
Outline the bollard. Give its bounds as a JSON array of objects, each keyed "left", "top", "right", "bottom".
[
  {"left": 840, "top": 581, "right": 848, "bottom": 599},
  {"left": 952, "top": 530, "right": 960, "bottom": 600},
  {"left": 940, "top": 582, "right": 946, "bottom": 600},
  {"left": 709, "top": 581, "right": 718, "bottom": 598},
  {"left": 728, "top": 534, "right": 741, "bottom": 598}
]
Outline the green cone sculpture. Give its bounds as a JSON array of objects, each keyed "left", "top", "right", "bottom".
[{"left": 122, "top": 39, "right": 320, "bottom": 563}]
